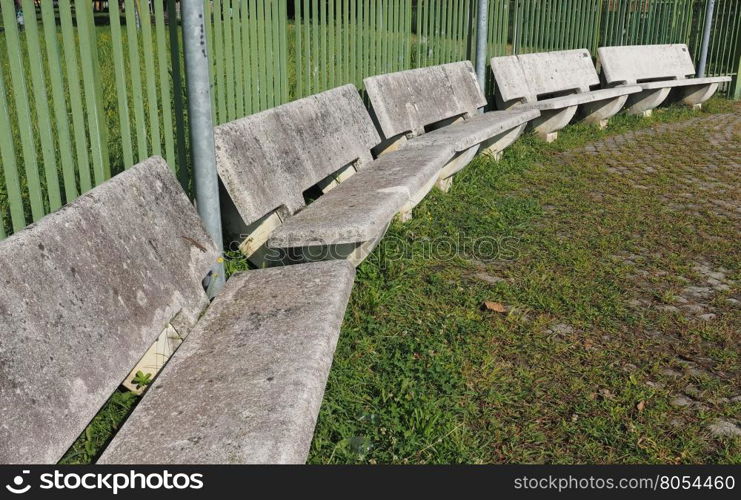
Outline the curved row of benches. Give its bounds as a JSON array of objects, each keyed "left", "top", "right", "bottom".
[{"left": 0, "top": 44, "right": 729, "bottom": 464}]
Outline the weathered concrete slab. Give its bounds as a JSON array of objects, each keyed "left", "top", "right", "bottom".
[
  {"left": 598, "top": 44, "right": 697, "bottom": 84},
  {"left": 0, "top": 157, "right": 218, "bottom": 464},
  {"left": 364, "top": 61, "right": 486, "bottom": 140},
  {"left": 598, "top": 44, "right": 731, "bottom": 115},
  {"left": 100, "top": 260, "right": 356, "bottom": 464},
  {"left": 215, "top": 84, "right": 381, "bottom": 228},
  {"left": 406, "top": 109, "right": 539, "bottom": 152},
  {"left": 268, "top": 144, "right": 454, "bottom": 248},
  {"left": 492, "top": 49, "right": 600, "bottom": 103}
]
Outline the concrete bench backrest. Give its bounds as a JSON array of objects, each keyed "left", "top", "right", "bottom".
[
  {"left": 363, "top": 61, "right": 486, "bottom": 140},
  {"left": 214, "top": 84, "right": 380, "bottom": 228},
  {"left": 0, "top": 157, "right": 218, "bottom": 463},
  {"left": 491, "top": 49, "right": 599, "bottom": 103},
  {"left": 598, "top": 44, "right": 696, "bottom": 85}
]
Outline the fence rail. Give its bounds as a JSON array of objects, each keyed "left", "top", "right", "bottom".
[{"left": 1, "top": 0, "right": 740, "bottom": 239}]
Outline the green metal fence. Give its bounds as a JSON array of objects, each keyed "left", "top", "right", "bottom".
[
  {"left": 293, "top": 0, "right": 412, "bottom": 96},
  {"left": 206, "top": 0, "right": 289, "bottom": 123},
  {"left": 0, "top": 0, "right": 187, "bottom": 238},
  {"left": 1, "top": 0, "right": 740, "bottom": 239},
  {"left": 690, "top": 0, "right": 741, "bottom": 93}
]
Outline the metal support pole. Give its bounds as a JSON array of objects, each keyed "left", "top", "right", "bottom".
[
  {"left": 696, "top": 0, "right": 715, "bottom": 77},
  {"left": 475, "top": 0, "right": 489, "bottom": 104},
  {"left": 182, "top": 0, "right": 225, "bottom": 296}
]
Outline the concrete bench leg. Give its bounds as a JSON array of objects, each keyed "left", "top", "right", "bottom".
[
  {"left": 399, "top": 173, "right": 440, "bottom": 221},
  {"left": 436, "top": 145, "right": 478, "bottom": 192},
  {"left": 530, "top": 105, "right": 578, "bottom": 142},
  {"left": 479, "top": 123, "right": 527, "bottom": 159},
  {"left": 580, "top": 95, "right": 629, "bottom": 129},
  {"left": 625, "top": 87, "right": 671, "bottom": 117},
  {"left": 678, "top": 83, "right": 719, "bottom": 109}
]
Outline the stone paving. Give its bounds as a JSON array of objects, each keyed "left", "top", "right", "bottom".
[{"left": 560, "top": 107, "right": 741, "bottom": 440}]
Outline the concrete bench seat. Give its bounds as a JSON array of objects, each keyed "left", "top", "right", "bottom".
[
  {"left": 268, "top": 144, "right": 453, "bottom": 257},
  {"left": 491, "top": 49, "right": 641, "bottom": 141},
  {"left": 99, "top": 260, "right": 355, "bottom": 464},
  {"left": 405, "top": 108, "right": 540, "bottom": 152},
  {"left": 598, "top": 44, "right": 732, "bottom": 116},
  {"left": 364, "top": 61, "right": 538, "bottom": 189},
  {"left": 0, "top": 157, "right": 219, "bottom": 463},
  {"left": 519, "top": 86, "right": 638, "bottom": 111},
  {"left": 216, "top": 84, "right": 453, "bottom": 267},
  {"left": 635, "top": 76, "right": 731, "bottom": 90}
]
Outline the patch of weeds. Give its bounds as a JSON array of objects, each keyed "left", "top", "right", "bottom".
[{"left": 59, "top": 389, "right": 140, "bottom": 464}]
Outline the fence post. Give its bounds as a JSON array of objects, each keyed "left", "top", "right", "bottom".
[
  {"left": 475, "top": 0, "right": 489, "bottom": 99},
  {"left": 696, "top": 0, "right": 715, "bottom": 77},
  {"left": 734, "top": 45, "right": 741, "bottom": 100},
  {"left": 181, "top": 0, "right": 226, "bottom": 296}
]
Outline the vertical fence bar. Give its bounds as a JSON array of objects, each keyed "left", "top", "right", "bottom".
[
  {"left": 213, "top": 0, "right": 226, "bottom": 121},
  {"left": 155, "top": 0, "right": 176, "bottom": 170},
  {"left": 75, "top": 0, "right": 110, "bottom": 185},
  {"left": 124, "top": 0, "right": 148, "bottom": 162},
  {"left": 137, "top": 0, "right": 162, "bottom": 157},
  {"left": 232, "top": 0, "right": 244, "bottom": 117},
  {"left": 224, "top": 0, "right": 235, "bottom": 119},
  {"left": 59, "top": 0, "right": 92, "bottom": 193},
  {"left": 0, "top": 62, "right": 25, "bottom": 233},
  {"left": 109, "top": 0, "right": 135, "bottom": 171},
  {"left": 248, "top": 0, "right": 260, "bottom": 109},
  {"left": 21, "top": 0, "right": 61, "bottom": 211},
  {"left": 41, "top": 0, "right": 78, "bottom": 201},
  {"left": 169, "top": 0, "right": 189, "bottom": 187},
  {"left": 296, "top": 0, "right": 303, "bottom": 96},
  {"left": 279, "top": 0, "right": 289, "bottom": 101},
  {"left": 1, "top": 0, "right": 44, "bottom": 220},
  {"left": 303, "top": 0, "right": 311, "bottom": 94},
  {"left": 328, "top": 0, "right": 335, "bottom": 85}
]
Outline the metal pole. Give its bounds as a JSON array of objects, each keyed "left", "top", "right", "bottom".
[
  {"left": 181, "top": 0, "right": 225, "bottom": 296},
  {"left": 475, "top": 0, "right": 489, "bottom": 105},
  {"left": 697, "top": 0, "right": 715, "bottom": 77}
]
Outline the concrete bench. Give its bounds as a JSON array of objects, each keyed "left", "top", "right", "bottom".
[
  {"left": 0, "top": 157, "right": 219, "bottom": 463},
  {"left": 490, "top": 49, "right": 642, "bottom": 141},
  {"left": 364, "top": 61, "right": 539, "bottom": 189},
  {"left": 0, "top": 156, "right": 356, "bottom": 465},
  {"left": 215, "top": 84, "right": 454, "bottom": 266},
  {"left": 597, "top": 44, "right": 731, "bottom": 116},
  {"left": 99, "top": 260, "right": 355, "bottom": 464}
]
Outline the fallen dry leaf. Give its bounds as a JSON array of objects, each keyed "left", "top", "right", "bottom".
[
  {"left": 483, "top": 301, "right": 508, "bottom": 313},
  {"left": 636, "top": 400, "right": 646, "bottom": 412}
]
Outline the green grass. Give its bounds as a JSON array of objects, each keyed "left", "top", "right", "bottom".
[
  {"left": 59, "top": 98, "right": 739, "bottom": 464},
  {"left": 302, "top": 99, "right": 739, "bottom": 464}
]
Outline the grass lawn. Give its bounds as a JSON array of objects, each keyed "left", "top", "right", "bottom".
[
  {"left": 302, "top": 99, "right": 740, "bottom": 464},
  {"left": 61, "top": 98, "right": 740, "bottom": 464}
]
